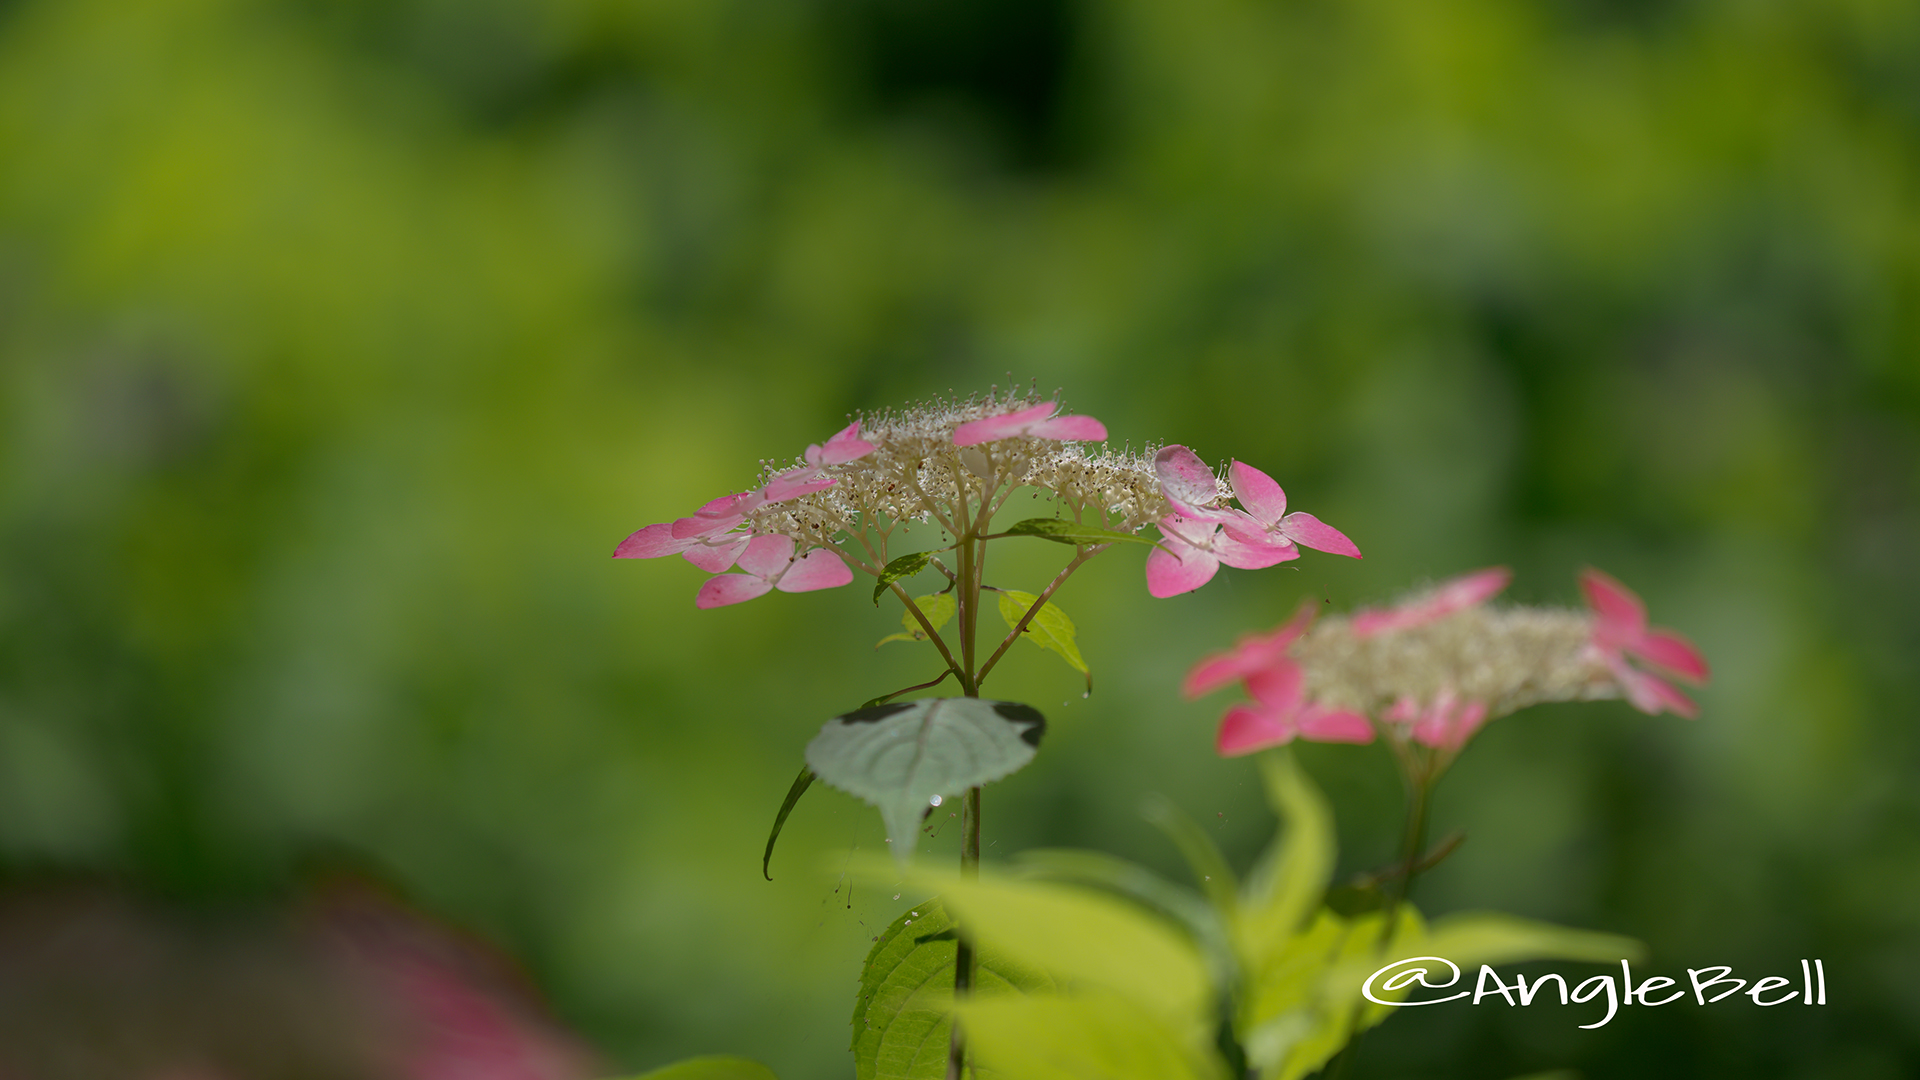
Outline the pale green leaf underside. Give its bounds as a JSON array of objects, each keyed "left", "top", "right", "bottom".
[
  {"left": 805, "top": 698, "right": 1044, "bottom": 862},
  {"left": 852, "top": 898, "right": 1058, "bottom": 1080},
  {"left": 995, "top": 590, "right": 1090, "bottom": 691}
]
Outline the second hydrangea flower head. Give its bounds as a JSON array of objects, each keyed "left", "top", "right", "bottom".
[
  {"left": 614, "top": 388, "right": 1359, "bottom": 606},
  {"left": 1187, "top": 566, "right": 1712, "bottom": 758}
]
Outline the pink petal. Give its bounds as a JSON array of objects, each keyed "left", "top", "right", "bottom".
[
  {"left": 734, "top": 534, "right": 794, "bottom": 579},
  {"left": 1028, "top": 415, "right": 1108, "bottom": 442},
  {"left": 695, "top": 573, "right": 775, "bottom": 609},
  {"left": 1412, "top": 697, "right": 1489, "bottom": 751},
  {"left": 681, "top": 535, "right": 749, "bottom": 573},
  {"left": 1216, "top": 529, "right": 1299, "bottom": 570},
  {"left": 614, "top": 523, "right": 691, "bottom": 559},
  {"left": 672, "top": 492, "right": 759, "bottom": 539},
  {"left": 1146, "top": 541, "right": 1219, "bottom": 598},
  {"left": 1278, "top": 513, "right": 1361, "bottom": 558},
  {"left": 763, "top": 468, "right": 835, "bottom": 503},
  {"left": 1181, "top": 606, "right": 1317, "bottom": 699},
  {"left": 1216, "top": 704, "right": 1295, "bottom": 757},
  {"left": 808, "top": 422, "right": 876, "bottom": 466},
  {"left": 1295, "top": 706, "right": 1376, "bottom": 745},
  {"left": 1226, "top": 461, "right": 1288, "bottom": 526},
  {"left": 1352, "top": 566, "right": 1511, "bottom": 637},
  {"left": 1579, "top": 567, "right": 1648, "bottom": 650},
  {"left": 1244, "top": 661, "right": 1304, "bottom": 711},
  {"left": 1632, "top": 629, "right": 1710, "bottom": 683},
  {"left": 952, "top": 403, "right": 1056, "bottom": 447},
  {"left": 1614, "top": 661, "right": 1699, "bottom": 718},
  {"left": 1154, "top": 446, "right": 1222, "bottom": 511},
  {"left": 774, "top": 548, "right": 854, "bottom": 593}
]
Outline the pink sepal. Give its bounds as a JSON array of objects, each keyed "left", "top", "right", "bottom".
[
  {"left": 681, "top": 535, "right": 749, "bottom": 573},
  {"left": 614, "top": 523, "right": 688, "bottom": 559},
  {"left": 1181, "top": 605, "right": 1317, "bottom": 698},
  {"left": 807, "top": 422, "right": 876, "bottom": 466},
  {"left": 1352, "top": 567, "right": 1512, "bottom": 637},
  {"left": 1580, "top": 567, "right": 1647, "bottom": 650},
  {"left": 1029, "top": 414, "right": 1107, "bottom": 441},
  {"left": 1279, "top": 513, "right": 1361, "bottom": 558},
  {"left": 672, "top": 492, "right": 760, "bottom": 539},
  {"left": 777, "top": 549, "right": 853, "bottom": 593},
  {"left": 1145, "top": 540, "right": 1217, "bottom": 598},
  {"left": 1154, "top": 446, "right": 1226, "bottom": 514},
  {"left": 1635, "top": 629, "right": 1710, "bottom": 683},
  {"left": 735, "top": 535, "right": 794, "bottom": 578},
  {"left": 1217, "top": 704, "right": 1295, "bottom": 756},
  {"left": 696, "top": 574, "right": 774, "bottom": 609},
  {"left": 952, "top": 403, "right": 1054, "bottom": 446},
  {"left": 1611, "top": 658, "right": 1699, "bottom": 719},
  {"left": 1295, "top": 707, "right": 1376, "bottom": 745},
  {"left": 1227, "top": 460, "right": 1288, "bottom": 523},
  {"left": 763, "top": 468, "right": 835, "bottom": 504}
]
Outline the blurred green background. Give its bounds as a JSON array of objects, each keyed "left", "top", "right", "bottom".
[{"left": 1, "top": 0, "right": 1917, "bottom": 1076}]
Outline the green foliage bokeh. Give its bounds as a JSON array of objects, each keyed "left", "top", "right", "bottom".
[{"left": 1, "top": 0, "right": 1916, "bottom": 1076}]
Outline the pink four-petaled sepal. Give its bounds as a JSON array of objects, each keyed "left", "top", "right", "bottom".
[
  {"left": 1579, "top": 567, "right": 1710, "bottom": 718},
  {"left": 952, "top": 402, "right": 1108, "bottom": 447},
  {"left": 1183, "top": 604, "right": 1318, "bottom": 699},
  {"left": 1351, "top": 566, "right": 1512, "bottom": 638},
  {"left": 1145, "top": 512, "right": 1297, "bottom": 598},
  {"left": 806, "top": 421, "right": 876, "bottom": 467},
  {"left": 695, "top": 535, "right": 853, "bottom": 609},
  {"left": 1218, "top": 460, "right": 1361, "bottom": 559}
]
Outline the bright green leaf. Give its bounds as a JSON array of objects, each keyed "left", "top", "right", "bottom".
[
  {"left": 906, "top": 866, "right": 1212, "bottom": 1040},
  {"left": 958, "top": 992, "right": 1225, "bottom": 1080},
  {"left": 1140, "top": 793, "right": 1239, "bottom": 919},
  {"left": 1003, "top": 518, "right": 1159, "bottom": 549},
  {"left": 805, "top": 699, "right": 1045, "bottom": 863},
  {"left": 876, "top": 593, "right": 956, "bottom": 648},
  {"left": 616, "top": 1056, "right": 780, "bottom": 1080},
  {"left": 995, "top": 590, "right": 1091, "bottom": 692},
  {"left": 851, "top": 898, "right": 1057, "bottom": 1080},
  {"left": 873, "top": 552, "right": 936, "bottom": 604}
]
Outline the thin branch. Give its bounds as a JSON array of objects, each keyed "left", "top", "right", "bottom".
[
  {"left": 866, "top": 670, "right": 952, "bottom": 706},
  {"left": 975, "top": 550, "right": 1094, "bottom": 687},
  {"left": 890, "top": 582, "right": 967, "bottom": 684}
]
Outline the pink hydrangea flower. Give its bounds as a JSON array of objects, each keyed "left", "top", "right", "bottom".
[
  {"left": 1218, "top": 460, "right": 1362, "bottom": 559},
  {"left": 696, "top": 535, "right": 853, "bottom": 608},
  {"left": 1185, "top": 604, "right": 1375, "bottom": 756},
  {"left": 1384, "top": 687, "right": 1490, "bottom": 753},
  {"left": 806, "top": 421, "right": 876, "bottom": 466},
  {"left": 612, "top": 522, "right": 751, "bottom": 573},
  {"left": 952, "top": 402, "right": 1108, "bottom": 447},
  {"left": 1579, "top": 568, "right": 1711, "bottom": 718},
  {"left": 1145, "top": 512, "right": 1297, "bottom": 597},
  {"left": 1351, "top": 567, "right": 1512, "bottom": 637}
]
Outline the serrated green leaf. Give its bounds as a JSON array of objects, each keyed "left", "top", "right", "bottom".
[
  {"left": 761, "top": 765, "right": 815, "bottom": 881},
  {"left": 615, "top": 1056, "right": 779, "bottom": 1080},
  {"left": 1003, "top": 518, "right": 1158, "bottom": 548},
  {"left": 851, "top": 898, "right": 1057, "bottom": 1080},
  {"left": 958, "top": 992, "right": 1224, "bottom": 1080},
  {"left": 873, "top": 551, "right": 935, "bottom": 604},
  {"left": 876, "top": 593, "right": 955, "bottom": 649},
  {"left": 805, "top": 699, "right": 1045, "bottom": 864},
  {"left": 906, "top": 867, "right": 1212, "bottom": 1042},
  {"left": 995, "top": 590, "right": 1090, "bottom": 692}
]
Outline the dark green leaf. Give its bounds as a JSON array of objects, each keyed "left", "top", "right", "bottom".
[
  {"left": 761, "top": 765, "right": 815, "bottom": 881},
  {"left": 805, "top": 698, "right": 1045, "bottom": 862},
  {"left": 872, "top": 551, "right": 934, "bottom": 604},
  {"left": 851, "top": 898, "right": 1057, "bottom": 1080},
  {"left": 1004, "top": 518, "right": 1159, "bottom": 548}
]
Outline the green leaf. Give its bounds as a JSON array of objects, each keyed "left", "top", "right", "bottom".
[
  {"left": 615, "top": 1056, "right": 780, "bottom": 1080},
  {"left": 995, "top": 590, "right": 1091, "bottom": 692},
  {"left": 805, "top": 698, "right": 1045, "bottom": 863},
  {"left": 875, "top": 593, "right": 956, "bottom": 649},
  {"left": 1237, "top": 749, "right": 1335, "bottom": 970},
  {"left": 1013, "top": 848, "right": 1235, "bottom": 988},
  {"left": 761, "top": 765, "right": 815, "bottom": 881},
  {"left": 851, "top": 898, "right": 1058, "bottom": 1080},
  {"left": 873, "top": 551, "right": 935, "bottom": 604},
  {"left": 1003, "top": 517, "right": 1159, "bottom": 548},
  {"left": 907, "top": 867, "right": 1213, "bottom": 1040},
  {"left": 957, "top": 992, "right": 1225, "bottom": 1080},
  {"left": 1243, "top": 906, "right": 1420, "bottom": 1080}
]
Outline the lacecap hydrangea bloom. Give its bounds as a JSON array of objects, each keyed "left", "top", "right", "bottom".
[
  {"left": 1188, "top": 566, "right": 1710, "bottom": 757},
  {"left": 614, "top": 389, "right": 1359, "bottom": 606}
]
